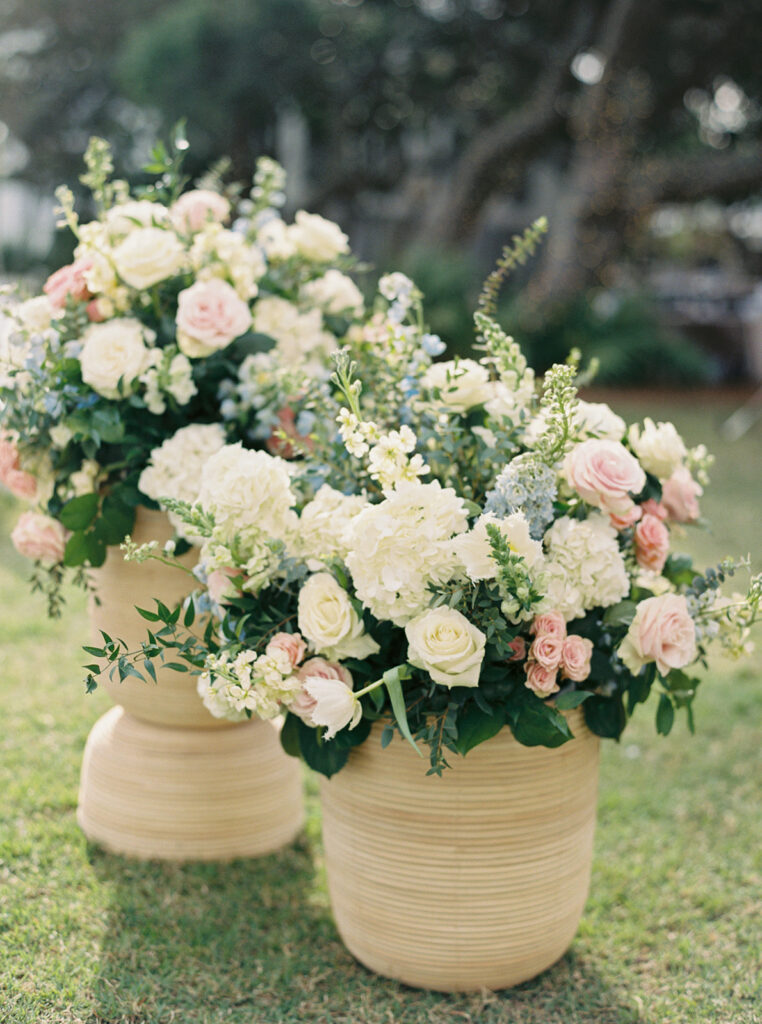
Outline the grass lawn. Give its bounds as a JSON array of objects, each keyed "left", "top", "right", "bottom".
[{"left": 0, "top": 394, "right": 760, "bottom": 1024}]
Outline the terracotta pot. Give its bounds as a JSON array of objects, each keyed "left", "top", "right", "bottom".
[
  {"left": 320, "top": 708, "right": 599, "bottom": 992},
  {"left": 78, "top": 707, "right": 303, "bottom": 861},
  {"left": 88, "top": 506, "right": 223, "bottom": 729}
]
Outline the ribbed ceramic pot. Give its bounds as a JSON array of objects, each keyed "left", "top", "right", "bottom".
[
  {"left": 88, "top": 506, "right": 222, "bottom": 729},
  {"left": 78, "top": 505, "right": 304, "bottom": 860},
  {"left": 320, "top": 708, "right": 599, "bottom": 992}
]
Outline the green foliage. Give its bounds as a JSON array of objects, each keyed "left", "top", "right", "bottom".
[{"left": 478, "top": 218, "right": 548, "bottom": 317}]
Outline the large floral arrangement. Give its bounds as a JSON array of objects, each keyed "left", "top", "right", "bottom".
[
  {"left": 0, "top": 132, "right": 365, "bottom": 612},
  {"left": 85, "top": 230, "right": 761, "bottom": 775}
]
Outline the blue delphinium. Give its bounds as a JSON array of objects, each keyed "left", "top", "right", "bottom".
[{"left": 485, "top": 453, "right": 557, "bottom": 539}]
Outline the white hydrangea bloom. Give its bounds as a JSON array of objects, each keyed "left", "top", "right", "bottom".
[
  {"left": 452, "top": 511, "right": 544, "bottom": 583},
  {"left": 298, "top": 485, "right": 369, "bottom": 565},
  {"left": 253, "top": 296, "right": 335, "bottom": 368},
  {"left": 345, "top": 480, "right": 469, "bottom": 626},
  {"left": 543, "top": 513, "right": 630, "bottom": 621}
]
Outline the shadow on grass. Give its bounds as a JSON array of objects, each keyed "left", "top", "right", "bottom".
[{"left": 86, "top": 825, "right": 639, "bottom": 1024}]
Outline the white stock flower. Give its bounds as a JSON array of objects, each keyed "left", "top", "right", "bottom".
[
  {"left": 628, "top": 418, "right": 687, "bottom": 480},
  {"left": 422, "top": 359, "right": 492, "bottom": 413},
  {"left": 288, "top": 211, "right": 349, "bottom": 262},
  {"left": 16, "top": 296, "right": 53, "bottom": 333},
  {"left": 197, "top": 443, "right": 296, "bottom": 540},
  {"left": 253, "top": 296, "right": 334, "bottom": 366},
  {"left": 298, "top": 572, "right": 379, "bottom": 661},
  {"left": 543, "top": 513, "right": 630, "bottom": 621},
  {"left": 303, "top": 674, "right": 361, "bottom": 740},
  {"left": 345, "top": 480, "right": 469, "bottom": 626},
  {"left": 112, "top": 227, "right": 185, "bottom": 289},
  {"left": 78, "top": 318, "right": 153, "bottom": 398},
  {"left": 190, "top": 224, "right": 265, "bottom": 299},
  {"left": 405, "top": 606, "right": 486, "bottom": 688},
  {"left": 301, "top": 270, "right": 364, "bottom": 316},
  {"left": 452, "top": 511, "right": 544, "bottom": 583}
]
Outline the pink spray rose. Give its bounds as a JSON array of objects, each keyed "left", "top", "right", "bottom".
[
  {"left": 634, "top": 513, "right": 670, "bottom": 573},
  {"left": 43, "top": 258, "right": 93, "bottom": 309},
  {"left": 528, "top": 634, "right": 564, "bottom": 672},
  {"left": 609, "top": 504, "right": 643, "bottom": 531},
  {"left": 507, "top": 636, "right": 527, "bottom": 661},
  {"left": 563, "top": 439, "right": 646, "bottom": 516},
  {"left": 11, "top": 511, "right": 68, "bottom": 565},
  {"left": 290, "top": 657, "right": 353, "bottom": 724},
  {"left": 530, "top": 611, "right": 567, "bottom": 639},
  {"left": 206, "top": 567, "right": 242, "bottom": 605},
  {"left": 640, "top": 498, "right": 668, "bottom": 521},
  {"left": 661, "top": 466, "right": 702, "bottom": 523},
  {"left": 170, "top": 189, "right": 231, "bottom": 233},
  {"left": 525, "top": 661, "right": 560, "bottom": 698},
  {"left": 618, "top": 593, "right": 697, "bottom": 677},
  {"left": 176, "top": 278, "right": 252, "bottom": 358},
  {"left": 0, "top": 436, "right": 37, "bottom": 500},
  {"left": 560, "top": 635, "right": 593, "bottom": 682},
  {"left": 266, "top": 632, "right": 308, "bottom": 670}
]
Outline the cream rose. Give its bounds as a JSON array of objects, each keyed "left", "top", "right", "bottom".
[
  {"left": 422, "top": 358, "right": 492, "bottom": 414},
  {"left": 298, "top": 573, "right": 380, "bottom": 661},
  {"left": 618, "top": 593, "right": 697, "bottom": 677},
  {"left": 112, "top": 227, "right": 185, "bottom": 289},
  {"left": 405, "top": 607, "right": 486, "bottom": 688},
  {"left": 176, "top": 278, "right": 252, "bottom": 358},
  {"left": 11, "top": 511, "right": 68, "bottom": 565},
  {"left": 301, "top": 270, "right": 364, "bottom": 316},
  {"left": 78, "top": 318, "right": 152, "bottom": 398},
  {"left": 289, "top": 211, "right": 350, "bottom": 262},
  {"left": 564, "top": 439, "right": 646, "bottom": 515},
  {"left": 628, "top": 418, "right": 687, "bottom": 480}
]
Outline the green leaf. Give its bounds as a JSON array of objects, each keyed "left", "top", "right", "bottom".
[
  {"left": 584, "top": 694, "right": 627, "bottom": 740},
  {"left": 63, "top": 531, "right": 90, "bottom": 567},
  {"left": 512, "top": 701, "right": 573, "bottom": 748},
  {"left": 280, "top": 713, "right": 301, "bottom": 758},
  {"left": 603, "top": 600, "right": 637, "bottom": 628},
  {"left": 383, "top": 665, "right": 421, "bottom": 756},
  {"left": 136, "top": 607, "right": 160, "bottom": 622},
  {"left": 454, "top": 702, "right": 505, "bottom": 756},
  {"left": 59, "top": 493, "right": 99, "bottom": 531},
  {"left": 296, "top": 718, "right": 349, "bottom": 777},
  {"left": 656, "top": 693, "right": 675, "bottom": 736},
  {"left": 91, "top": 407, "right": 125, "bottom": 443},
  {"left": 183, "top": 601, "right": 195, "bottom": 628},
  {"left": 555, "top": 690, "right": 594, "bottom": 710},
  {"left": 84, "top": 531, "right": 107, "bottom": 567}
]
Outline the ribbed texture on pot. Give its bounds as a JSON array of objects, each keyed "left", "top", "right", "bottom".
[
  {"left": 78, "top": 707, "right": 304, "bottom": 861},
  {"left": 320, "top": 709, "right": 599, "bottom": 992},
  {"left": 89, "top": 506, "right": 222, "bottom": 729}
]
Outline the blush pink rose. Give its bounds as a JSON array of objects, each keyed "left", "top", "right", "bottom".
[
  {"left": 640, "top": 498, "right": 668, "bottom": 521},
  {"left": 206, "top": 567, "right": 241, "bottom": 605},
  {"left": 291, "top": 657, "right": 353, "bottom": 723},
  {"left": 530, "top": 611, "right": 567, "bottom": 639},
  {"left": 609, "top": 505, "right": 642, "bottom": 531},
  {"left": 86, "top": 299, "right": 106, "bottom": 323},
  {"left": 266, "top": 631, "right": 308, "bottom": 669},
  {"left": 529, "top": 634, "right": 564, "bottom": 672},
  {"left": 11, "top": 511, "right": 68, "bottom": 565},
  {"left": 524, "top": 662, "right": 560, "bottom": 698},
  {"left": 661, "top": 466, "right": 702, "bottom": 523},
  {"left": 265, "top": 406, "right": 315, "bottom": 460},
  {"left": 634, "top": 513, "right": 670, "bottom": 573},
  {"left": 176, "top": 278, "right": 252, "bottom": 358},
  {"left": 618, "top": 593, "right": 697, "bottom": 677},
  {"left": 0, "top": 436, "right": 37, "bottom": 499},
  {"left": 560, "top": 635, "right": 593, "bottom": 682},
  {"left": 507, "top": 636, "right": 526, "bottom": 661},
  {"left": 563, "top": 439, "right": 646, "bottom": 516},
  {"left": 170, "top": 189, "right": 231, "bottom": 233},
  {"left": 43, "top": 259, "right": 93, "bottom": 309}
]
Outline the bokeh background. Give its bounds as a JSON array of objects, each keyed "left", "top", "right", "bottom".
[{"left": 2, "top": 0, "right": 762, "bottom": 384}]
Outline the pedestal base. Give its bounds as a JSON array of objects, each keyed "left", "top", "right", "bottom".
[{"left": 78, "top": 706, "right": 303, "bottom": 861}]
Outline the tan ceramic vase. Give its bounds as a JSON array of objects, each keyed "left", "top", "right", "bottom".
[
  {"left": 320, "top": 708, "right": 599, "bottom": 992},
  {"left": 77, "top": 506, "right": 304, "bottom": 861}
]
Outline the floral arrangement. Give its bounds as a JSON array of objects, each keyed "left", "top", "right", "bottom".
[
  {"left": 0, "top": 130, "right": 365, "bottom": 612},
  {"left": 84, "top": 230, "right": 761, "bottom": 775}
]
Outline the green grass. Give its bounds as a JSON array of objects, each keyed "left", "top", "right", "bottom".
[{"left": 1, "top": 395, "right": 760, "bottom": 1024}]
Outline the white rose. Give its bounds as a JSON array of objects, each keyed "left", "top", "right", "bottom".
[
  {"left": 105, "top": 200, "right": 170, "bottom": 237},
  {"left": 628, "top": 418, "right": 687, "bottom": 480},
  {"left": 575, "top": 400, "right": 627, "bottom": 442},
  {"left": 16, "top": 296, "right": 53, "bottom": 333},
  {"left": 405, "top": 606, "right": 486, "bottom": 688},
  {"left": 288, "top": 211, "right": 350, "bottom": 262},
  {"left": 78, "top": 318, "right": 152, "bottom": 398},
  {"left": 422, "top": 359, "right": 492, "bottom": 413},
  {"left": 452, "top": 511, "right": 544, "bottom": 582},
  {"left": 257, "top": 217, "right": 297, "bottom": 260},
  {"left": 298, "top": 572, "right": 380, "bottom": 661},
  {"left": 112, "top": 228, "right": 185, "bottom": 289},
  {"left": 301, "top": 270, "right": 364, "bottom": 316}
]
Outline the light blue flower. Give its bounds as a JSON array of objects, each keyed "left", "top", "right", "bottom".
[
  {"left": 485, "top": 454, "right": 557, "bottom": 539},
  {"left": 421, "top": 333, "right": 446, "bottom": 357}
]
